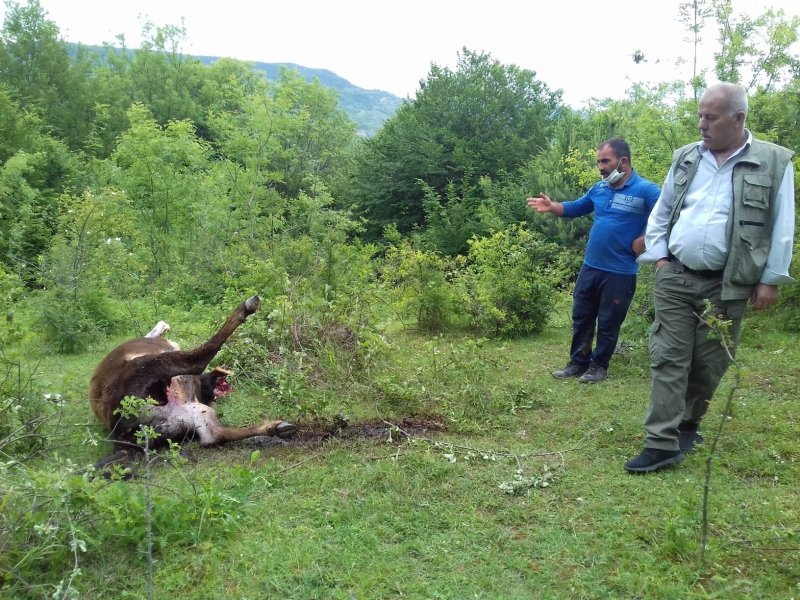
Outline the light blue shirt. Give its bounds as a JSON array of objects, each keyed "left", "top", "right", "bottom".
[{"left": 639, "top": 131, "right": 795, "bottom": 285}]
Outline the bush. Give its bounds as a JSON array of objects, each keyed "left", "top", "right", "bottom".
[
  {"left": 419, "top": 178, "right": 502, "bottom": 256},
  {"left": 772, "top": 248, "right": 800, "bottom": 332},
  {"left": 0, "top": 266, "right": 25, "bottom": 349},
  {"left": 0, "top": 354, "right": 50, "bottom": 457},
  {"left": 215, "top": 264, "right": 387, "bottom": 421},
  {"left": 462, "top": 224, "right": 568, "bottom": 338},
  {"left": 380, "top": 241, "right": 469, "bottom": 332},
  {"left": 33, "top": 285, "right": 125, "bottom": 354}
]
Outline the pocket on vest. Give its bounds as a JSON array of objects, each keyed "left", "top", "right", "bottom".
[
  {"left": 742, "top": 174, "right": 772, "bottom": 209},
  {"left": 729, "top": 233, "right": 770, "bottom": 285}
]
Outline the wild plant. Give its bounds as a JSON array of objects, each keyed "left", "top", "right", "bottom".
[
  {"left": 461, "top": 224, "right": 567, "bottom": 337},
  {"left": 379, "top": 240, "right": 469, "bottom": 333}
]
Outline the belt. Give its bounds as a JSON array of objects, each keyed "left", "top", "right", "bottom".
[{"left": 669, "top": 256, "right": 724, "bottom": 279}]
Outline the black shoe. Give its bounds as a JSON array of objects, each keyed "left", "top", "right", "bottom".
[
  {"left": 552, "top": 363, "right": 588, "bottom": 379},
  {"left": 579, "top": 364, "right": 607, "bottom": 383},
  {"left": 624, "top": 448, "right": 684, "bottom": 473},
  {"left": 678, "top": 421, "right": 704, "bottom": 453}
]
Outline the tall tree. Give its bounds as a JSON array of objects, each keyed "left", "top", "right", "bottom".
[
  {"left": 127, "top": 21, "right": 206, "bottom": 128},
  {"left": 209, "top": 66, "right": 357, "bottom": 200},
  {"left": 110, "top": 103, "right": 223, "bottom": 296},
  {"left": 0, "top": 85, "right": 78, "bottom": 281},
  {"left": 81, "top": 39, "right": 136, "bottom": 158},
  {"left": 713, "top": 0, "right": 800, "bottom": 92},
  {"left": 679, "top": 0, "right": 715, "bottom": 101},
  {"left": 0, "top": 0, "right": 94, "bottom": 147},
  {"left": 349, "top": 48, "right": 562, "bottom": 239}
]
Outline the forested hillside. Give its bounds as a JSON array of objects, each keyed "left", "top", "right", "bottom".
[
  {"left": 79, "top": 46, "right": 404, "bottom": 137},
  {"left": 239, "top": 60, "right": 403, "bottom": 137},
  {"left": 1, "top": 0, "right": 799, "bottom": 597}
]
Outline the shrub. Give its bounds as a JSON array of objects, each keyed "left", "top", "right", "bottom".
[
  {"left": 419, "top": 178, "right": 503, "bottom": 256},
  {"left": 215, "top": 258, "right": 387, "bottom": 420},
  {"left": 0, "top": 354, "right": 50, "bottom": 457},
  {"left": 33, "top": 285, "right": 125, "bottom": 354},
  {"left": 0, "top": 266, "right": 24, "bottom": 349},
  {"left": 380, "top": 241, "right": 469, "bottom": 332},
  {"left": 462, "top": 224, "right": 567, "bottom": 338},
  {"left": 772, "top": 248, "right": 800, "bottom": 332}
]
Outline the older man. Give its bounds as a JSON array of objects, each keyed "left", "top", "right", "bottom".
[{"left": 625, "top": 82, "right": 795, "bottom": 473}]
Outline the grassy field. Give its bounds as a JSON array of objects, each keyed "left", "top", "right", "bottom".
[{"left": 3, "top": 295, "right": 798, "bottom": 599}]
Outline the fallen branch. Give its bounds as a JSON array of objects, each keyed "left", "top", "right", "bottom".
[{"left": 277, "top": 451, "right": 325, "bottom": 473}]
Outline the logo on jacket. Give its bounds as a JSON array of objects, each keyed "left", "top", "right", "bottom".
[{"left": 610, "top": 193, "right": 645, "bottom": 213}]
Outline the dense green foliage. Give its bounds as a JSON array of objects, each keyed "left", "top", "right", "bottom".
[
  {"left": 348, "top": 48, "right": 564, "bottom": 239},
  {"left": 237, "top": 60, "right": 403, "bottom": 137},
  {"left": 1, "top": 0, "right": 799, "bottom": 597}
]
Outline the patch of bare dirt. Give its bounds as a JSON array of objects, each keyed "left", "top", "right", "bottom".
[
  {"left": 91, "top": 414, "right": 448, "bottom": 477},
  {"left": 246, "top": 413, "right": 447, "bottom": 449}
]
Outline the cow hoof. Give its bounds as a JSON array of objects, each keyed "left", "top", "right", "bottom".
[
  {"left": 275, "top": 421, "right": 298, "bottom": 439},
  {"left": 245, "top": 295, "right": 261, "bottom": 314}
]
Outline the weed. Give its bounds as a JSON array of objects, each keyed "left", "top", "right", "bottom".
[{"left": 1, "top": 295, "right": 798, "bottom": 599}]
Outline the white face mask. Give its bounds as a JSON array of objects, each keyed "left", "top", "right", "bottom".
[{"left": 602, "top": 159, "right": 624, "bottom": 185}]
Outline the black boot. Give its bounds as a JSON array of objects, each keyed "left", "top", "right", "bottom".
[
  {"left": 624, "top": 448, "right": 684, "bottom": 473},
  {"left": 678, "top": 420, "right": 704, "bottom": 453}
]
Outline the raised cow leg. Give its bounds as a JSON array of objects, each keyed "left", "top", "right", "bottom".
[
  {"left": 92, "top": 295, "right": 298, "bottom": 449},
  {"left": 127, "top": 296, "right": 261, "bottom": 388}
]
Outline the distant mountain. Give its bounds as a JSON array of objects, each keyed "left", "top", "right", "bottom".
[
  {"left": 73, "top": 44, "right": 404, "bottom": 137},
  {"left": 197, "top": 57, "right": 404, "bottom": 137}
]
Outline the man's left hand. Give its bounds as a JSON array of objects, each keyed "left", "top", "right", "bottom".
[{"left": 749, "top": 283, "right": 779, "bottom": 311}]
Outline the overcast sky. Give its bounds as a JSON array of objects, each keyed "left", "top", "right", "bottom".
[{"left": 8, "top": 0, "right": 799, "bottom": 106}]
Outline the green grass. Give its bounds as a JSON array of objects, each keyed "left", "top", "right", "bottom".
[{"left": 2, "top": 298, "right": 798, "bottom": 599}]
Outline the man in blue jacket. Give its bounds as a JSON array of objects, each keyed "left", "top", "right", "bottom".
[{"left": 527, "top": 138, "right": 660, "bottom": 383}]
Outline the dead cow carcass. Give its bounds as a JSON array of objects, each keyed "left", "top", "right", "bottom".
[{"left": 89, "top": 295, "right": 295, "bottom": 448}]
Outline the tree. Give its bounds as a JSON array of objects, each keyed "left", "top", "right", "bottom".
[
  {"left": 747, "top": 80, "right": 800, "bottom": 153},
  {"left": 269, "top": 68, "right": 358, "bottom": 197},
  {"left": 110, "top": 103, "right": 225, "bottom": 298},
  {"left": 81, "top": 40, "right": 136, "bottom": 158},
  {"left": 209, "top": 66, "right": 357, "bottom": 200},
  {"left": 349, "top": 48, "right": 563, "bottom": 240},
  {"left": 713, "top": 1, "right": 800, "bottom": 92},
  {"left": 127, "top": 21, "right": 207, "bottom": 129},
  {"left": 0, "top": 84, "right": 79, "bottom": 282},
  {"left": 0, "top": 0, "right": 94, "bottom": 147},
  {"left": 679, "top": 0, "right": 715, "bottom": 101}
]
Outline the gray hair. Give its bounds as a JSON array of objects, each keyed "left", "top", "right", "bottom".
[{"left": 703, "top": 82, "right": 748, "bottom": 116}]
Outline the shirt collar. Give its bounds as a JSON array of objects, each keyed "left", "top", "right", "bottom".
[{"left": 612, "top": 169, "right": 638, "bottom": 190}]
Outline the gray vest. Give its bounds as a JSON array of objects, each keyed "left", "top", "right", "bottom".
[{"left": 667, "top": 135, "right": 794, "bottom": 300}]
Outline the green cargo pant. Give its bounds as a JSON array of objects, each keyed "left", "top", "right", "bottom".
[{"left": 643, "top": 262, "right": 747, "bottom": 451}]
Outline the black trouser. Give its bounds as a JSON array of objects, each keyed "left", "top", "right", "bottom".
[{"left": 569, "top": 265, "right": 637, "bottom": 369}]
